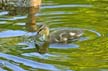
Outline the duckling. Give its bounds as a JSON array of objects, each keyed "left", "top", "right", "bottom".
[
  {"left": 35, "top": 24, "right": 83, "bottom": 43},
  {"left": 34, "top": 24, "right": 83, "bottom": 53}
]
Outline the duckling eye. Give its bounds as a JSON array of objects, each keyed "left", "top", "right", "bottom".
[{"left": 37, "top": 25, "right": 45, "bottom": 33}]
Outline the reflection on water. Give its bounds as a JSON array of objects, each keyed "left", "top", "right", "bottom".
[
  {"left": 0, "top": 0, "right": 108, "bottom": 71},
  {"left": 0, "top": 11, "right": 8, "bottom": 16},
  {"left": 50, "top": 43, "right": 79, "bottom": 49},
  {"left": 41, "top": 4, "right": 92, "bottom": 9},
  {"left": 0, "top": 53, "right": 60, "bottom": 71},
  {"left": 0, "top": 60, "right": 26, "bottom": 71},
  {"left": 0, "top": 30, "right": 26, "bottom": 38}
]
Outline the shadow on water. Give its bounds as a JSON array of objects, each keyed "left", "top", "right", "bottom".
[{"left": 0, "top": 0, "right": 108, "bottom": 71}]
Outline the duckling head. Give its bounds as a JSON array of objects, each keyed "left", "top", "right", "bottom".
[
  {"left": 34, "top": 24, "right": 49, "bottom": 54},
  {"left": 36, "top": 24, "right": 49, "bottom": 41}
]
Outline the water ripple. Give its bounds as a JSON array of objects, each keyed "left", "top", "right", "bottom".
[
  {"left": 0, "top": 30, "right": 37, "bottom": 38},
  {"left": 0, "top": 16, "right": 27, "bottom": 21},
  {"left": 22, "top": 52, "right": 55, "bottom": 59},
  {"left": 0, "top": 30, "right": 26, "bottom": 38},
  {"left": 41, "top": 4, "right": 93, "bottom": 9},
  {"left": 37, "top": 11, "right": 75, "bottom": 16},
  {"left": 0, "top": 11, "right": 8, "bottom": 16},
  {"left": 0, "top": 60, "right": 26, "bottom": 71},
  {"left": 50, "top": 43, "right": 79, "bottom": 49},
  {"left": 51, "top": 27, "right": 101, "bottom": 42},
  {"left": 0, "top": 67, "right": 7, "bottom": 71},
  {"left": 0, "top": 53, "right": 60, "bottom": 71}
]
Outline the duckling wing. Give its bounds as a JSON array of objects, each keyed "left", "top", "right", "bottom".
[{"left": 50, "top": 29, "right": 83, "bottom": 43}]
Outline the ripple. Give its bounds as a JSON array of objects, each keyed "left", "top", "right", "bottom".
[
  {"left": 84, "top": 29, "right": 101, "bottom": 37},
  {"left": 0, "top": 60, "right": 26, "bottom": 71},
  {"left": 22, "top": 52, "right": 56, "bottom": 59},
  {"left": 50, "top": 43, "right": 79, "bottom": 49},
  {"left": 0, "top": 53, "right": 60, "bottom": 71},
  {"left": 21, "top": 27, "right": 101, "bottom": 50},
  {"left": 0, "top": 27, "right": 101, "bottom": 51},
  {"left": 0, "top": 67, "right": 7, "bottom": 71},
  {"left": 51, "top": 27, "right": 101, "bottom": 41},
  {"left": 0, "top": 16, "right": 27, "bottom": 21},
  {"left": 0, "top": 30, "right": 37, "bottom": 38},
  {"left": 41, "top": 4, "right": 92, "bottom": 9},
  {"left": 0, "top": 1, "right": 106, "bottom": 71},
  {"left": 0, "top": 30, "right": 26, "bottom": 38},
  {"left": 37, "top": 11, "right": 75, "bottom": 16},
  {"left": 0, "top": 11, "right": 8, "bottom": 16},
  {"left": 0, "top": 21, "right": 7, "bottom": 24}
]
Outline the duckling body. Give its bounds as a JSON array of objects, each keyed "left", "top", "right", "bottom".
[
  {"left": 33, "top": 24, "right": 83, "bottom": 53},
  {"left": 34, "top": 24, "right": 83, "bottom": 43},
  {"left": 50, "top": 29, "right": 83, "bottom": 43}
]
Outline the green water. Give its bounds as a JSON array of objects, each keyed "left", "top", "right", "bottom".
[{"left": 0, "top": 0, "right": 108, "bottom": 71}]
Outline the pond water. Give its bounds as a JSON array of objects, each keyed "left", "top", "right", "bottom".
[{"left": 0, "top": 0, "right": 108, "bottom": 71}]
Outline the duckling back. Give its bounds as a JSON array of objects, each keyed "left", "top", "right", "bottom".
[{"left": 50, "top": 29, "right": 83, "bottom": 43}]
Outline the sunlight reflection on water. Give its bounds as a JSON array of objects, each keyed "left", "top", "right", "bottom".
[
  {"left": 22, "top": 52, "right": 56, "bottom": 59},
  {"left": 41, "top": 4, "right": 92, "bottom": 9},
  {"left": 0, "top": 0, "right": 107, "bottom": 71},
  {"left": 0, "top": 30, "right": 37, "bottom": 38},
  {"left": 0, "top": 11, "right": 8, "bottom": 16},
  {"left": 50, "top": 43, "right": 79, "bottom": 49},
  {"left": 0, "top": 60, "right": 26, "bottom": 71},
  {"left": 0, "top": 53, "right": 60, "bottom": 71}
]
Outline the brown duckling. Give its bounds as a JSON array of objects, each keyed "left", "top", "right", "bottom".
[
  {"left": 50, "top": 29, "right": 83, "bottom": 43},
  {"left": 35, "top": 24, "right": 83, "bottom": 43},
  {"left": 34, "top": 24, "right": 83, "bottom": 53}
]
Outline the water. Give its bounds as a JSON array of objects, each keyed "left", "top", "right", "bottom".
[{"left": 0, "top": 0, "right": 108, "bottom": 71}]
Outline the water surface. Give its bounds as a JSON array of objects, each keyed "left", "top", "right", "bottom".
[{"left": 0, "top": 0, "right": 108, "bottom": 71}]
